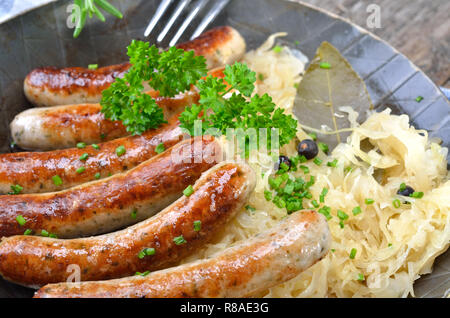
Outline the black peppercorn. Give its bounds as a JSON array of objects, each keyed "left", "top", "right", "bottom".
[{"left": 297, "top": 139, "right": 319, "bottom": 160}]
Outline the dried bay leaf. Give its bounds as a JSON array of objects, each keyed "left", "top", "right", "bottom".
[{"left": 293, "top": 42, "right": 373, "bottom": 149}]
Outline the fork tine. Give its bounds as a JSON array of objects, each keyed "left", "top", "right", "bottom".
[
  {"left": 144, "top": 0, "right": 174, "bottom": 37},
  {"left": 157, "top": 0, "right": 192, "bottom": 43},
  {"left": 190, "top": 0, "right": 230, "bottom": 40},
  {"left": 169, "top": 0, "right": 209, "bottom": 47}
]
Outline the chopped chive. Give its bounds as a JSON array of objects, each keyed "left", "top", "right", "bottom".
[
  {"left": 52, "top": 175, "right": 63, "bottom": 186},
  {"left": 294, "top": 40, "right": 300, "bottom": 45},
  {"left": 339, "top": 220, "right": 345, "bottom": 228},
  {"left": 318, "top": 206, "right": 332, "bottom": 220},
  {"left": 313, "top": 158, "right": 323, "bottom": 166},
  {"left": 352, "top": 206, "right": 362, "bottom": 216},
  {"left": 49, "top": 233, "right": 58, "bottom": 238},
  {"left": 349, "top": 248, "right": 357, "bottom": 259},
  {"left": 193, "top": 220, "right": 202, "bottom": 232},
  {"left": 92, "top": 144, "right": 100, "bottom": 150},
  {"left": 41, "top": 230, "right": 49, "bottom": 237},
  {"left": 264, "top": 190, "right": 272, "bottom": 201},
  {"left": 409, "top": 191, "right": 424, "bottom": 198},
  {"left": 173, "top": 235, "right": 187, "bottom": 245},
  {"left": 258, "top": 73, "right": 264, "bottom": 81},
  {"left": 311, "top": 200, "right": 319, "bottom": 208},
  {"left": 294, "top": 83, "right": 299, "bottom": 89},
  {"left": 298, "top": 155, "right": 307, "bottom": 163},
  {"left": 9, "top": 184, "right": 23, "bottom": 195},
  {"left": 299, "top": 165, "right": 309, "bottom": 174},
  {"left": 155, "top": 143, "right": 165, "bottom": 154},
  {"left": 79, "top": 153, "right": 89, "bottom": 161},
  {"left": 245, "top": 205, "right": 256, "bottom": 212},
  {"left": 23, "top": 229, "right": 32, "bottom": 235},
  {"left": 327, "top": 159, "right": 338, "bottom": 167},
  {"left": 318, "top": 142, "right": 329, "bottom": 154},
  {"left": 138, "top": 247, "right": 155, "bottom": 259},
  {"left": 320, "top": 188, "right": 328, "bottom": 203},
  {"left": 76, "top": 166, "right": 86, "bottom": 174},
  {"left": 308, "top": 132, "right": 317, "bottom": 140},
  {"left": 183, "top": 185, "right": 194, "bottom": 197},
  {"left": 76, "top": 142, "right": 86, "bottom": 149},
  {"left": 88, "top": 64, "right": 98, "bottom": 70},
  {"left": 135, "top": 271, "right": 150, "bottom": 276},
  {"left": 331, "top": 248, "right": 336, "bottom": 252},
  {"left": 365, "top": 198, "right": 374, "bottom": 205},
  {"left": 319, "top": 62, "right": 331, "bottom": 69},
  {"left": 337, "top": 210, "right": 349, "bottom": 221},
  {"left": 94, "top": 172, "right": 101, "bottom": 180},
  {"left": 392, "top": 199, "right": 401, "bottom": 208},
  {"left": 357, "top": 273, "right": 365, "bottom": 281},
  {"left": 115, "top": 145, "right": 126, "bottom": 156},
  {"left": 415, "top": 96, "right": 424, "bottom": 103},
  {"left": 399, "top": 183, "right": 406, "bottom": 191},
  {"left": 16, "top": 215, "right": 27, "bottom": 226},
  {"left": 131, "top": 209, "right": 138, "bottom": 219},
  {"left": 388, "top": 243, "right": 393, "bottom": 247},
  {"left": 344, "top": 166, "right": 353, "bottom": 174},
  {"left": 100, "top": 133, "right": 106, "bottom": 140},
  {"left": 272, "top": 45, "right": 283, "bottom": 53},
  {"left": 304, "top": 191, "right": 312, "bottom": 199}
]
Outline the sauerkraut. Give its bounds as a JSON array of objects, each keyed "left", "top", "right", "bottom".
[{"left": 182, "top": 35, "right": 450, "bottom": 298}]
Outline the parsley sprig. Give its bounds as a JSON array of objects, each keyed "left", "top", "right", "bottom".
[
  {"left": 100, "top": 41, "right": 207, "bottom": 135},
  {"left": 179, "top": 63, "right": 298, "bottom": 153}
]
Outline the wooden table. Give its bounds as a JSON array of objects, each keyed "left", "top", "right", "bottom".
[{"left": 301, "top": 0, "right": 450, "bottom": 88}]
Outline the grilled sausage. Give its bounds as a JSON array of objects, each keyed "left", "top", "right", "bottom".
[
  {"left": 1, "top": 161, "right": 254, "bottom": 289},
  {"left": 0, "top": 136, "right": 221, "bottom": 238},
  {"left": 10, "top": 90, "right": 198, "bottom": 151},
  {"left": 24, "top": 26, "right": 245, "bottom": 106},
  {"left": 33, "top": 211, "right": 330, "bottom": 297},
  {"left": 1, "top": 112, "right": 187, "bottom": 194}
]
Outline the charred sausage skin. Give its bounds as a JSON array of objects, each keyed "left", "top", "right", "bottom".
[
  {"left": 1, "top": 161, "right": 255, "bottom": 289},
  {"left": 0, "top": 136, "right": 221, "bottom": 239},
  {"left": 33, "top": 211, "right": 330, "bottom": 297}
]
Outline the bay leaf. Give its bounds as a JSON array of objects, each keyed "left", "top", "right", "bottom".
[{"left": 293, "top": 41, "right": 373, "bottom": 149}]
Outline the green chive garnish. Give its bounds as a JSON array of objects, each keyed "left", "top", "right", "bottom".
[
  {"left": 131, "top": 209, "right": 138, "bottom": 219},
  {"left": 9, "top": 184, "right": 23, "bottom": 195},
  {"left": 365, "top": 198, "right": 374, "bottom": 205},
  {"left": 392, "top": 199, "right": 401, "bottom": 208},
  {"left": 409, "top": 191, "right": 424, "bottom": 198},
  {"left": 23, "top": 229, "right": 32, "bottom": 235},
  {"left": 311, "top": 200, "right": 320, "bottom": 208},
  {"left": 16, "top": 215, "right": 27, "bottom": 226},
  {"left": 79, "top": 153, "right": 89, "bottom": 161},
  {"left": 357, "top": 273, "right": 365, "bottom": 281},
  {"left": 76, "top": 166, "right": 86, "bottom": 174},
  {"left": 320, "top": 62, "right": 331, "bottom": 69},
  {"left": 308, "top": 132, "right": 317, "bottom": 140},
  {"left": 94, "top": 172, "right": 101, "bottom": 179},
  {"left": 245, "top": 205, "right": 256, "bottom": 212},
  {"left": 193, "top": 220, "right": 202, "bottom": 232},
  {"left": 41, "top": 230, "right": 49, "bottom": 237},
  {"left": 135, "top": 271, "right": 150, "bottom": 276},
  {"left": 349, "top": 248, "right": 357, "bottom": 259},
  {"left": 52, "top": 175, "right": 63, "bottom": 186},
  {"left": 337, "top": 210, "right": 349, "bottom": 221},
  {"left": 299, "top": 165, "right": 309, "bottom": 174},
  {"left": 318, "top": 142, "right": 329, "bottom": 153},
  {"left": 155, "top": 143, "right": 165, "bottom": 154},
  {"left": 173, "top": 235, "right": 187, "bottom": 245},
  {"left": 258, "top": 73, "right": 264, "bottom": 81},
  {"left": 183, "top": 185, "right": 194, "bottom": 197},
  {"left": 313, "top": 158, "right": 323, "bottom": 166},
  {"left": 272, "top": 45, "right": 283, "bottom": 53},
  {"left": 115, "top": 145, "right": 126, "bottom": 157},
  {"left": 415, "top": 96, "right": 424, "bottom": 102},
  {"left": 88, "top": 64, "right": 98, "bottom": 70},
  {"left": 352, "top": 206, "right": 362, "bottom": 216},
  {"left": 327, "top": 159, "right": 338, "bottom": 167},
  {"left": 92, "top": 144, "right": 100, "bottom": 150},
  {"left": 264, "top": 190, "right": 272, "bottom": 201},
  {"left": 76, "top": 142, "right": 86, "bottom": 149}
]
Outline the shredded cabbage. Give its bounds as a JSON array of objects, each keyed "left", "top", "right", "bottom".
[{"left": 181, "top": 35, "right": 449, "bottom": 298}]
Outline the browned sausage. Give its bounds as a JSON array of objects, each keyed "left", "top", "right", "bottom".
[
  {"left": 0, "top": 136, "right": 221, "bottom": 238},
  {"left": 1, "top": 161, "right": 254, "bottom": 289},
  {"left": 33, "top": 211, "right": 330, "bottom": 297},
  {"left": 10, "top": 90, "right": 198, "bottom": 150},
  {"left": 0, "top": 111, "right": 187, "bottom": 194},
  {"left": 24, "top": 26, "right": 245, "bottom": 106}
]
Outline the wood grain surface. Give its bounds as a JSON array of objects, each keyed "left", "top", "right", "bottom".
[{"left": 301, "top": 0, "right": 450, "bottom": 88}]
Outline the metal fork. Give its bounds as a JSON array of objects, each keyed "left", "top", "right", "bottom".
[{"left": 144, "top": 0, "right": 230, "bottom": 47}]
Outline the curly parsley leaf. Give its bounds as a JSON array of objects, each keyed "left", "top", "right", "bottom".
[
  {"left": 100, "top": 40, "right": 207, "bottom": 135},
  {"left": 179, "top": 62, "right": 298, "bottom": 154}
]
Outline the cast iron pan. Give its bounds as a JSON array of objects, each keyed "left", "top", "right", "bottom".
[{"left": 0, "top": 0, "right": 448, "bottom": 298}]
